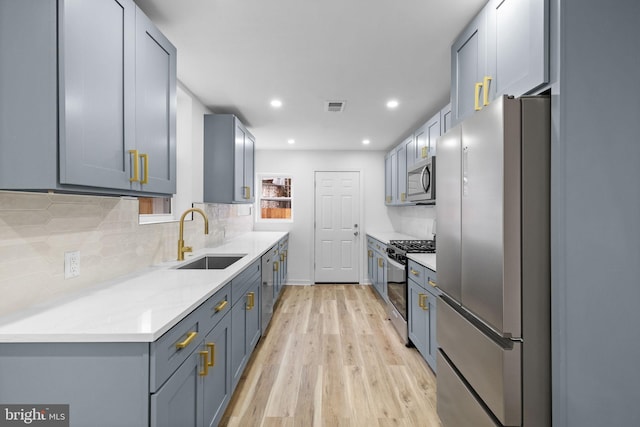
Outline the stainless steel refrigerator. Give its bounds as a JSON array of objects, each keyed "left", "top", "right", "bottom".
[{"left": 435, "top": 95, "right": 550, "bottom": 426}]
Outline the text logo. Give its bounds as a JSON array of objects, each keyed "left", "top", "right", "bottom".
[{"left": 0, "top": 405, "right": 68, "bottom": 427}]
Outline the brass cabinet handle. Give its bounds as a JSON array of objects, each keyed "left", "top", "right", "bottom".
[
  {"left": 140, "top": 153, "right": 149, "bottom": 184},
  {"left": 368, "top": 250, "right": 373, "bottom": 258},
  {"left": 483, "top": 76, "right": 492, "bottom": 106},
  {"left": 274, "top": 261, "right": 279, "bottom": 272},
  {"left": 378, "top": 258, "right": 383, "bottom": 268},
  {"left": 247, "top": 292, "right": 255, "bottom": 310},
  {"left": 474, "top": 82, "right": 483, "bottom": 111},
  {"left": 410, "top": 268, "right": 420, "bottom": 276},
  {"left": 207, "top": 342, "right": 215, "bottom": 367},
  {"left": 421, "top": 146, "right": 428, "bottom": 159},
  {"left": 214, "top": 300, "right": 228, "bottom": 312},
  {"left": 386, "top": 196, "right": 391, "bottom": 203},
  {"left": 199, "top": 350, "right": 209, "bottom": 376},
  {"left": 280, "top": 253, "right": 285, "bottom": 262},
  {"left": 129, "top": 149, "right": 140, "bottom": 182},
  {"left": 428, "top": 279, "right": 437, "bottom": 288},
  {"left": 176, "top": 331, "right": 198, "bottom": 349},
  {"left": 418, "top": 294, "right": 429, "bottom": 311},
  {"left": 400, "top": 192, "right": 406, "bottom": 202},
  {"left": 244, "top": 186, "right": 251, "bottom": 199}
]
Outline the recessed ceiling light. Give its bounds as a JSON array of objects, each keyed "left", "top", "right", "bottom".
[
  {"left": 287, "top": 139, "right": 295, "bottom": 145},
  {"left": 362, "top": 139, "right": 371, "bottom": 145},
  {"left": 270, "top": 99, "right": 283, "bottom": 108},
  {"left": 386, "top": 99, "right": 399, "bottom": 109}
]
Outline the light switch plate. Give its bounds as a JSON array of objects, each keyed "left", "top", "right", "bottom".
[{"left": 64, "top": 251, "right": 80, "bottom": 279}]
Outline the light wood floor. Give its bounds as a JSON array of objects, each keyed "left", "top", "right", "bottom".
[{"left": 220, "top": 284, "right": 442, "bottom": 427}]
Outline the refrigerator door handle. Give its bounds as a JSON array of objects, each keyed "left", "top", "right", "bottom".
[{"left": 462, "top": 145, "right": 469, "bottom": 196}]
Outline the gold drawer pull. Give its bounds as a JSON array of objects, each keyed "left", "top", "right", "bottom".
[
  {"left": 428, "top": 279, "right": 437, "bottom": 288},
  {"left": 244, "top": 186, "right": 251, "bottom": 199},
  {"left": 140, "top": 153, "right": 149, "bottom": 184},
  {"left": 207, "top": 342, "right": 215, "bottom": 367},
  {"left": 483, "top": 76, "right": 492, "bottom": 106},
  {"left": 199, "top": 350, "right": 209, "bottom": 376},
  {"left": 410, "top": 268, "right": 420, "bottom": 276},
  {"left": 378, "top": 258, "right": 383, "bottom": 268},
  {"left": 368, "top": 250, "right": 373, "bottom": 258},
  {"left": 176, "top": 331, "right": 198, "bottom": 349},
  {"left": 214, "top": 300, "right": 228, "bottom": 312},
  {"left": 274, "top": 261, "right": 279, "bottom": 272},
  {"left": 247, "top": 292, "right": 255, "bottom": 310},
  {"left": 421, "top": 146, "right": 427, "bottom": 159},
  {"left": 418, "top": 294, "right": 429, "bottom": 311},
  {"left": 474, "top": 82, "right": 483, "bottom": 111},
  {"left": 129, "top": 149, "right": 140, "bottom": 182}
]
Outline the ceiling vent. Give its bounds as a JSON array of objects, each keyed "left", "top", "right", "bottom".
[{"left": 325, "top": 100, "right": 346, "bottom": 113}]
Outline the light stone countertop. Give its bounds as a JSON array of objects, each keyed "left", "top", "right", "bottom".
[
  {"left": 407, "top": 253, "right": 436, "bottom": 272},
  {"left": 0, "top": 231, "right": 287, "bottom": 343}
]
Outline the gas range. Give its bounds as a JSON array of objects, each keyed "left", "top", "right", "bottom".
[{"left": 387, "top": 239, "right": 436, "bottom": 264}]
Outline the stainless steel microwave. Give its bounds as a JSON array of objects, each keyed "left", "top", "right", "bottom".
[{"left": 407, "top": 156, "right": 436, "bottom": 203}]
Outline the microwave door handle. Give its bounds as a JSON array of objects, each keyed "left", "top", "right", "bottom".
[{"left": 422, "top": 165, "right": 431, "bottom": 193}]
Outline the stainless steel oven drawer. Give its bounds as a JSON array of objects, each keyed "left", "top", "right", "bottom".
[
  {"left": 437, "top": 297, "right": 521, "bottom": 425},
  {"left": 437, "top": 350, "right": 499, "bottom": 427}
]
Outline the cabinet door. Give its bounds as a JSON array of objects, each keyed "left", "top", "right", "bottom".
[
  {"left": 230, "top": 280, "right": 260, "bottom": 391},
  {"left": 485, "top": 0, "right": 548, "bottom": 99},
  {"left": 384, "top": 154, "right": 392, "bottom": 205},
  {"left": 451, "top": 10, "right": 487, "bottom": 126},
  {"left": 408, "top": 280, "right": 428, "bottom": 358},
  {"left": 151, "top": 348, "right": 203, "bottom": 427},
  {"left": 202, "top": 313, "right": 231, "bottom": 427},
  {"left": 413, "top": 123, "right": 428, "bottom": 165},
  {"left": 59, "top": 0, "right": 136, "bottom": 190},
  {"left": 441, "top": 103, "right": 453, "bottom": 135},
  {"left": 246, "top": 280, "right": 262, "bottom": 353},
  {"left": 367, "top": 245, "right": 375, "bottom": 285},
  {"left": 134, "top": 7, "right": 177, "bottom": 194},
  {"left": 404, "top": 134, "right": 416, "bottom": 169},
  {"left": 426, "top": 290, "right": 438, "bottom": 372},
  {"left": 233, "top": 121, "right": 246, "bottom": 202},
  {"left": 426, "top": 113, "right": 441, "bottom": 158},
  {"left": 396, "top": 143, "right": 408, "bottom": 204},
  {"left": 244, "top": 132, "right": 255, "bottom": 202}
]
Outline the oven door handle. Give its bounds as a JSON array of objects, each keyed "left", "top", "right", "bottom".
[{"left": 386, "top": 256, "right": 405, "bottom": 271}]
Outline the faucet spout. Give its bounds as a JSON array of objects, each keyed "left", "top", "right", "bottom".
[{"left": 178, "top": 208, "right": 209, "bottom": 261}]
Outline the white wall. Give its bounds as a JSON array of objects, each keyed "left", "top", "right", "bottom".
[{"left": 254, "top": 149, "right": 395, "bottom": 285}]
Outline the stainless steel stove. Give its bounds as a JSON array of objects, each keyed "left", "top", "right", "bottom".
[{"left": 386, "top": 239, "right": 436, "bottom": 344}]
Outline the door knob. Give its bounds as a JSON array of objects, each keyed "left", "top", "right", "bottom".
[{"left": 354, "top": 231, "right": 359, "bottom": 236}]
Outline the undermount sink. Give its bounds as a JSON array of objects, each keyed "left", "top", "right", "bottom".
[{"left": 177, "top": 255, "right": 245, "bottom": 270}]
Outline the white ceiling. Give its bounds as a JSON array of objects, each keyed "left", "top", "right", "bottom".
[{"left": 135, "top": 0, "right": 486, "bottom": 151}]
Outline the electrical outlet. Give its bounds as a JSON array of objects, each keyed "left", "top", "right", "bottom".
[{"left": 64, "top": 251, "right": 80, "bottom": 279}]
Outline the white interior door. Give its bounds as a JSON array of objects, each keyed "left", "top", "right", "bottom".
[{"left": 314, "top": 171, "right": 360, "bottom": 283}]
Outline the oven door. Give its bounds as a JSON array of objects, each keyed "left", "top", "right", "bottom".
[{"left": 386, "top": 256, "right": 407, "bottom": 319}]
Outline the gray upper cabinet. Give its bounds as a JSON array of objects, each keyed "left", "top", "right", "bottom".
[
  {"left": 134, "top": 6, "right": 177, "bottom": 195},
  {"left": 451, "top": 0, "right": 548, "bottom": 126},
  {"left": 451, "top": 10, "right": 487, "bottom": 126},
  {"left": 485, "top": 0, "right": 548, "bottom": 102},
  {"left": 0, "top": 0, "right": 176, "bottom": 196},
  {"left": 204, "top": 115, "right": 256, "bottom": 204},
  {"left": 58, "top": 0, "right": 136, "bottom": 191},
  {"left": 441, "top": 103, "right": 453, "bottom": 135}
]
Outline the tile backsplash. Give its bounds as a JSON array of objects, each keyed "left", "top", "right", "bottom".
[
  {"left": 387, "top": 205, "right": 437, "bottom": 239},
  {"left": 0, "top": 191, "right": 253, "bottom": 316}
]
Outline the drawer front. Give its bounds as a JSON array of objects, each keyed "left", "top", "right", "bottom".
[
  {"left": 150, "top": 310, "right": 203, "bottom": 392},
  {"left": 424, "top": 268, "right": 440, "bottom": 297},
  {"left": 407, "top": 260, "right": 426, "bottom": 286},
  {"left": 198, "top": 283, "right": 232, "bottom": 335},
  {"left": 437, "top": 297, "right": 521, "bottom": 425},
  {"left": 437, "top": 350, "right": 499, "bottom": 427},
  {"left": 232, "top": 268, "right": 261, "bottom": 307},
  {"left": 231, "top": 259, "right": 261, "bottom": 305}
]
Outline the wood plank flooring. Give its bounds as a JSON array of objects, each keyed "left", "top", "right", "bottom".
[{"left": 220, "top": 285, "right": 441, "bottom": 427}]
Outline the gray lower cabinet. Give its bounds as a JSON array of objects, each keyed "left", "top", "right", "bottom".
[
  {"left": 366, "top": 236, "right": 387, "bottom": 301},
  {"left": 0, "top": 0, "right": 176, "bottom": 196},
  {"left": 451, "top": 0, "right": 548, "bottom": 126},
  {"left": 231, "top": 262, "right": 262, "bottom": 391},
  {"left": 407, "top": 260, "right": 439, "bottom": 372},
  {"left": 203, "top": 115, "right": 255, "bottom": 204},
  {"left": 202, "top": 314, "right": 232, "bottom": 427}
]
